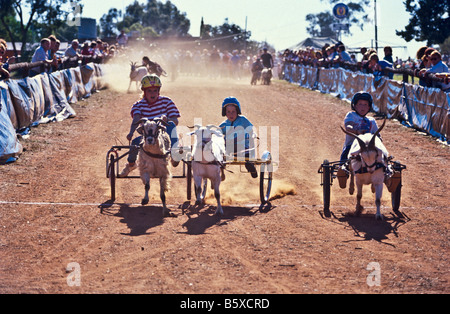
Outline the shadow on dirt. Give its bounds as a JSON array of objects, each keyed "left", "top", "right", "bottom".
[
  {"left": 99, "top": 200, "right": 276, "bottom": 236},
  {"left": 179, "top": 201, "right": 276, "bottom": 235},
  {"left": 99, "top": 202, "right": 168, "bottom": 236},
  {"left": 320, "top": 209, "right": 411, "bottom": 247}
]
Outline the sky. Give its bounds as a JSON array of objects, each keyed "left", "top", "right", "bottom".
[{"left": 79, "top": 0, "right": 428, "bottom": 59}]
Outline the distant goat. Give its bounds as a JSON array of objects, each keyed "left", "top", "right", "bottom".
[
  {"left": 137, "top": 118, "right": 172, "bottom": 217},
  {"left": 341, "top": 119, "right": 389, "bottom": 220},
  {"left": 261, "top": 68, "right": 272, "bottom": 85},
  {"left": 128, "top": 62, "right": 149, "bottom": 92},
  {"left": 189, "top": 125, "right": 226, "bottom": 216}
]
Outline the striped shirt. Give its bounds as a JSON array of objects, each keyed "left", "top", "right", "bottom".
[{"left": 130, "top": 96, "right": 180, "bottom": 120}]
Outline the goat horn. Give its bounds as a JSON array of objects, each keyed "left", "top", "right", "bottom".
[
  {"left": 340, "top": 126, "right": 367, "bottom": 150},
  {"left": 369, "top": 118, "right": 387, "bottom": 149},
  {"left": 154, "top": 118, "right": 169, "bottom": 127},
  {"left": 206, "top": 124, "right": 223, "bottom": 130}
]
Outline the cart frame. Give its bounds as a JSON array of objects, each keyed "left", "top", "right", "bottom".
[
  {"left": 106, "top": 146, "right": 275, "bottom": 205},
  {"left": 318, "top": 158, "right": 406, "bottom": 217}
]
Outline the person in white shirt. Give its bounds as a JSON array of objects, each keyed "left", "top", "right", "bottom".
[
  {"left": 116, "top": 30, "right": 128, "bottom": 47},
  {"left": 65, "top": 39, "right": 80, "bottom": 58},
  {"left": 30, "top": 38, "right": 53, "bottom": 76}
]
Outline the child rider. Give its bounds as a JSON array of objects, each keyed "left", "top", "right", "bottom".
[
  {"left": 337, "top": 92, "right": 380, "bottom": 187},
  {"left": 219, "top": 97, "right": 258, "bottom": 178},
  {"left": 119, "top": 74, "right": 181, "bottom": 177}
]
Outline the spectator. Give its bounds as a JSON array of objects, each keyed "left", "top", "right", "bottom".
[
  {"left": 116, "top": 30, "right": 128, "bottom": 47},
  {"left": 80, "top": 41, "right": 91, "bottom": 56},
  {"left": 325, "top": 45, "right": 337, "bottom": 62},
  {"left": 48, "top": 35, "right": 58, "bottom": 60},
  {"left": 360, "top": 47, "right": 368, "bottom": 62},
  {"left": 419, "top": 51, "right": 450, "bottom": 92},
  {"left": 0, "top": 38, "right": 7, "bottom": 63},
  {"left": 65, "top": 39, "right": 80, "bottom": 58},
  {"left": 368, "top": 53, "right": 393, "bottom": 79},
  {"left": 0, "top": 41, "right": 10, "bottom": 79},
  {"left": 90, "top": 41, "right": 103, "bottom": 60},
  {"left": 383, "top": 46, "right": 394, "bottom": 64},
  {"left": 337, "top": 44, "right": 353, "bottom": 63},
  {"left": 0, "top": 39, "right": 15, "bottom": 65},
  {"left": 30, "top": 38, "right": 53, "bottom": 76},
  {"left": 80, "top": 41, "right": 92, "bottom": 65},
  {"left": 416, "top": 46, "right": 429, "bottom": 86}
]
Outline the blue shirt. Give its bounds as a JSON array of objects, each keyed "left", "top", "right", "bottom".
[{"left": 219, "top": 115, "right": 253, "bottom": 150}]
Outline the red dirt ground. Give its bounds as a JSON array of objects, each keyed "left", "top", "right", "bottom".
[{"left": 0, "top": 73, "right": 448, "bottom": 294}]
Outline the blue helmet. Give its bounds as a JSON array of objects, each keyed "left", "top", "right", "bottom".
[{"left": 222, "top": 97, "right": 242, "bottom": 116}]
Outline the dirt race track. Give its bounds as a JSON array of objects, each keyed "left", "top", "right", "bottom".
[{"left": 0, "top": 71, "right": 449, "bottom": 294}]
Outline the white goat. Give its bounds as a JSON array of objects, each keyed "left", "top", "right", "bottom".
[
  {"left": 189, "top": 125, "right": 226, "bottom": 216},
  {"left": 341, "top": 119, "right": 389, "bottom": 220},
  {"left": 137, "top": 118, "right": 172, "bottom": 216},
  {"left": 128, "top": 62, "right": 149, "bottom": 92}
]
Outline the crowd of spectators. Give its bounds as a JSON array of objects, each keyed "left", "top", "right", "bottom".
[
  {"left": 0, "top": 34, "right": 121, "bottom": 79},
  {"left": 29, "top": 35, "right": 119, "bottom": 76},
  {"left": 280, "top": 42, "right": 450, "bottom": 92},
  {"left": 281, "top": 43, "right": 399, "bottom": 75},
  {"left": 2, "top": 32, "right": 449, "bottom": 92},
  {"left": 1, "top": 30, "right": 279, "bottom": 82}
]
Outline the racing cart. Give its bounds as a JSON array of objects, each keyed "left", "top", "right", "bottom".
[
  {"left": 106, "top": 146, "right": 275, "bottom": 206},
  {"left": 318, "top": 157, "right": 406, "bottom": 217}
]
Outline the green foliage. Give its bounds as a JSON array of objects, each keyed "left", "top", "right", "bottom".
[
  {"left": 108, "top": 0, "right": 190, "bottom": 38},
  {"left": 0, "top": 0, "right": 81, "bottom": 57},
  {"left": 396, "top": 0, "right": 450, "bottom": 46},
  {"left": 200, "top": 18, "right": 252, "bottom": 52}
]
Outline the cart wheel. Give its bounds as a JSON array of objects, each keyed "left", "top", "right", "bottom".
[
  {"left": 260, "top": 151, "right": 273, "bottom": 204},
  {"left": 322, "top": 160, "right": 331, "bottom": 217},
  {"left": 186, "top": 161, "right": 192, "bottom": 200},
  {"left": 108, "top": 154, "right": 116, "bottom": 202},
  {"left": 391, "top": 180, "right": 402, "bottom": 214}
]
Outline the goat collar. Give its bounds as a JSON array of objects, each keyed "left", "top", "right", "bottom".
[
  {"left": 354, "top": 162, "right": 385, "bottom": 174},
  {"left": 140, "top": 144, "right": 170, "bottom": 159}
]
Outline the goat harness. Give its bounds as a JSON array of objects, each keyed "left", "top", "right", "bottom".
[
  {"left": 139, "top": 144, "right": 170, "bottom": 159},
  {"left": 351, "top": 150, "right": 386, "bottom": 174}
]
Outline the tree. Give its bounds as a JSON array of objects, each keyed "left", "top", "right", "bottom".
[
  {"left": 305, "top": 0, "right": 371, "bottom": 38},
  {"left": 100, "top": 8, "right": 122, "bottom": 37},
  {"left": 306, "top": 12, "right": 336, "bottom": 38},
  {"left": 0, "top": 0, "right": 80, "bottom": 58},
  {"left": 200, "top": 18, "right": 251, "bottom": 52},
  {"left": 396, "top": 0, "right": 450, "bottom": 46},
  {"left": 115, "top": 0, "right": 190, "bottom": 38}
]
